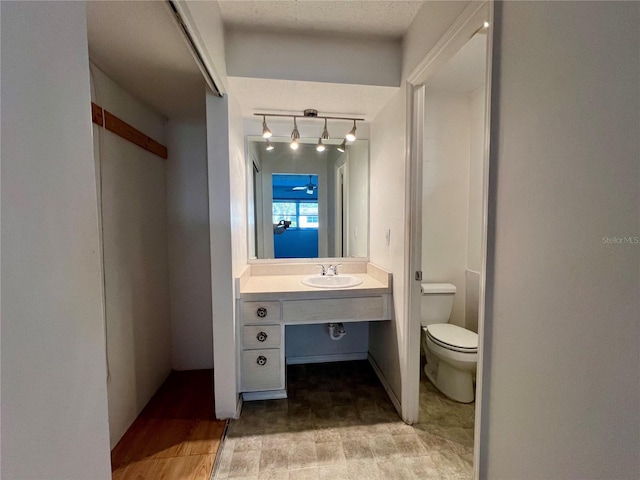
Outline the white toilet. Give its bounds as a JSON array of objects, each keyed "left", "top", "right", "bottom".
[{"left": 421, "top": 283, "right": 478, "bottom": 403}]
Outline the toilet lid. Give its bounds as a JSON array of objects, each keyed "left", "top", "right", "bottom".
[{"left": 426, "top": 324, "right": 478, "bottom": 352}]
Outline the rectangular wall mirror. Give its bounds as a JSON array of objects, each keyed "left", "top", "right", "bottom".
[{"left": 247, "top": 136, "right": 369, "bottom": 260}]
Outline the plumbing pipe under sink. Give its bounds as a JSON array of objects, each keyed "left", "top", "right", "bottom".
[{"left": 328, "top": 323, "right": 346, "bottom": 341}]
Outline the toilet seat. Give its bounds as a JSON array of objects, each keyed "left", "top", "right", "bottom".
[{"left": 425, "top": 324, "right": 478, "bottom": 353}]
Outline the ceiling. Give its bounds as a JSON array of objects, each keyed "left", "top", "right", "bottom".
[
  {"left": 86, "top": 1, "right": 205, "bottom": 119},
  {"left": 227, "top": 77, "right": 398, "bottom": 121},
  {"left": 222, "top": 1, "right": 424, "bottom": 119},
  {"left": 85, "top": 1, "right": 427, "bottom": 121},
  {"left": 218, "top": 1, "right": 424, "bottom": 38}
]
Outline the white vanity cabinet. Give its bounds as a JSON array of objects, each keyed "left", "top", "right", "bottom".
[
  {"left": 236, "top": 263, "right": 393, "bottom": 401},
  {"left": 238, "top": 295, "right": 390, "bottom": 400},
  {"left": 239, "top": 301, "right": 285, "bottom": 394}
]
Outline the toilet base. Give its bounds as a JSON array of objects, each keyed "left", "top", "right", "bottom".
[{"left": 424, "top": 361, "right": 475, "bottom": 404}]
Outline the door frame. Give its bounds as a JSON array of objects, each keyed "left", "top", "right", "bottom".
[{"left": 403, "top": 2, "right": 493, "bottom": 478}]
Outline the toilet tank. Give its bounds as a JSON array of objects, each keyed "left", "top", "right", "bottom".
[{"left": 421, "top": 283, "right": 456, "bottom": 326}]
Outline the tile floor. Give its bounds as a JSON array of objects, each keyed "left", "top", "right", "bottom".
[{"left": 213, "top": 360, "right": 474, "bottom": 480}]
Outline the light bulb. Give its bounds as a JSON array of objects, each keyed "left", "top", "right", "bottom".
[
  {"left": 483, "top": 21, "right": 490, "bottom": 28},
  {"left": 290, "top": 139, "right": 299, "bottom": 150},
  {"left": 337, "top": 139, "right": 346, "bottom": 153},
  {"left": 262, "top": 116, "right": 272, "bottom": 139},
  {"left": 316, "top": 138, "right": 325, "bottom": 152},
  {"left": 346, "top": 120, "right": 357, "bottom": 142},
  {"left": 265, "top": 139, "right": 274, "bottom": 151}
]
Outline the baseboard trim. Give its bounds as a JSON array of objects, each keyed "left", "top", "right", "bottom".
[
  {"left": 368, "top": 353, "right": 402, "bottom": 416},
  {"left": 234, "top": 394, "right": 243, "bottom": 419},
  {"left": 286, "top": 352, "right": 368, "bottom": 365},
  {"left": 242, "top": 389, "right": 288, "bottom": 401}
]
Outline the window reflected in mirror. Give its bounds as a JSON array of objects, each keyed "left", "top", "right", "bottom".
[{"left": 272, "top": 174, "right": 319, "bottom": 258}]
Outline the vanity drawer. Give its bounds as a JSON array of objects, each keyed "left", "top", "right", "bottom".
[
  {"left": 282, "top": 296, "right": 386, "bottom": 323},
  {"left": 241, "top": 349, "right": 283, "bottom": 392},
  {"left": 240, "top": 301, "right": 281, "bottom": 324},
  {"left": 242, "top": 325, "right": 281, "bottom": 349}
]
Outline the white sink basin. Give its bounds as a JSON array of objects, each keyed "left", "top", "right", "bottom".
[{"left": 301, "top": 274, "right": 363, "bottom": 289}]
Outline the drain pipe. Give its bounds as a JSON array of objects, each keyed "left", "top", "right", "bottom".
[{"left": 328, "top": 323, "right": 346, "bottom": 341}]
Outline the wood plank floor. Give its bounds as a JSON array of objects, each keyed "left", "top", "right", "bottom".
[{"left": 111, "top": 370, "right": 226, "bottom": 480}]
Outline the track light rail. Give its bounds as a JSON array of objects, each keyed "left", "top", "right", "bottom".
[{"left": 253, "top": 113, "right": 364, "bottom": 122}]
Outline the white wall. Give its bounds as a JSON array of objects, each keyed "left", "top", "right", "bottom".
[
  {"left": 91, "top": 65, "right": 166, "bottom": 141},
  {"left": 369, "top": 85, "right": 408, "bottom": 404},
  {"left": 208, "top": 89, "right": 249, "bottom": 419},
  {"left": 226, "top": 28, "right": 401, "bottom": 87},
  {"left": 166, "top": 118, "right": 213, "bottom": 370},
  {"left": 422, "top": 85, "right": 485, "bottom": 332},
  {"left": 90, "top": 65, "right": 172, "bottom": 448},
  {"left": 481, "top": 2, "right": 640, "bottom": 478},
  {"left": 422, "top": 89, "right": 471, "bottom": 328},
  {"left": 467, "top": 86, "right": 485, "bottom": 273},
  {"left": 1, "top": 2, "right": 111, "bottom": 478},
  {"left": 346, "top": 141, "right": 369, "bottom": 258},
  {"left": 229, "top": 95, "right": 248, "bottom": 277},
  {"left": 465, "top": 86, "right": 485, "bottom": 334},
  {"left": 207, "top": 92, "right": 234, "bottom": 418}
]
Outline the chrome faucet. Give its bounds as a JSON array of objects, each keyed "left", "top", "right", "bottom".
[
  {"left": 317, "top": 264, "right": 343, "bottom": 276},
  {"left": 327, "top": 264, "right": 343, "bottom": 276}
]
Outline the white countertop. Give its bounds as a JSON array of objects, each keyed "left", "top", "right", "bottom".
[
  {"left": 236, "top": 262, "right": 392, "bottom": 300},
  {"left": 241, "top": 273, "right": 388, "bottom": 295}
]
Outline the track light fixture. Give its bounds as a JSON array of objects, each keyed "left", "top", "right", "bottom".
[
  {"left": 337, "top": 139, "right": 346, "bottom": 153},
  {"left": 265, "top": 138, "right": 274, "bottom": 151},
  {"left": 254, "top": 111, "right": 363, "bottom": 152},
  {"left": 290, "top": 118, "right": 300, "bottom": 150},
  {"left": 316, "top": 119, "right": 329, "bottom": 152},
  {"left": 321, "top": 118, "right": 330, "bottom": 140},
  {"left": 262, "top": 116, "right": 272, "bottom": 138},
  {"left": 345, "top": 120, "right": 357, "bottom": 142}
]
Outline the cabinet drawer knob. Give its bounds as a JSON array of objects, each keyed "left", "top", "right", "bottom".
[
  {"left": 256, "top": 307, "right": 268, "bottom": 318},
  {"left": 256, "top": 355, "right": 267, "bottom": 366},
  {"left": 257, "top": 331, "right": 268, "bottom": 342}
]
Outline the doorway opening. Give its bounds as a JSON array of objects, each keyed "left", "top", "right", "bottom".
[{"left": 405, "top": 3, "right": 493, "bottom": 478}]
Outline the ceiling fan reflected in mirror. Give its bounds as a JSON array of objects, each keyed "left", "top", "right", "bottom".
[{"left": 292, "top": 175, "right": 317, "bottom": 195}]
